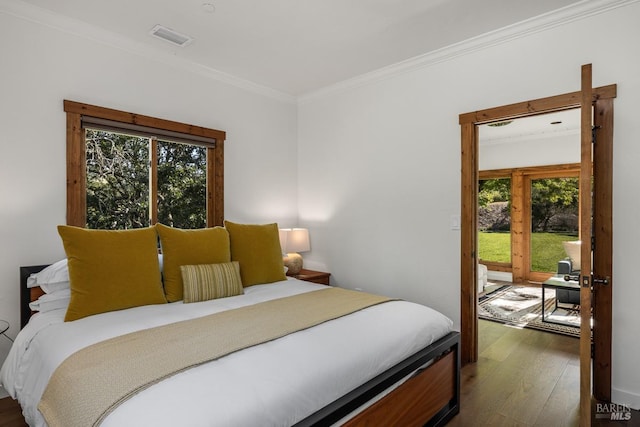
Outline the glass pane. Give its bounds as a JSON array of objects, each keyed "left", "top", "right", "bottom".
[
  {"left": 85, "top": 129, "right": 150, "bottom": 229},
  {"left": 530, "top": 177, "right": 579, "bottom": 273},
  {"left": 478, "top": 178, "right": 511, "bottom": 263},
  {"left": 157, "top": 140, "right": 206, "bottom": 229}
]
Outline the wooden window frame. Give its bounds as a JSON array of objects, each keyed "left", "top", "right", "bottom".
[{"left": 64, "top": 100, "right": 226, "bottom": 228}]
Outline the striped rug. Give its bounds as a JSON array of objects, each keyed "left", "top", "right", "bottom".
[{"left": 478, "top": 284, "right": 581, "bottom": 338}]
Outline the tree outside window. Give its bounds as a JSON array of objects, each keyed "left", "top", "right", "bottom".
[{"left": 85, "top": 129, "right": 206, "bottom": 230}]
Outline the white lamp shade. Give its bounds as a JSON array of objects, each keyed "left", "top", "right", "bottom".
[{"left": 279, "top": 228, "right": 310, "bottom": 253}]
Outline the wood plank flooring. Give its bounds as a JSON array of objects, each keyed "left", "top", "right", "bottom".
[
  {"left": 0, "top": 320, "right": 636, "bottom": 426},
  {"left": 448, "top": 320, "right": 639, "bottom": 426},
  {"left": 0, "top": 397, "right": 26, "bottom": 427}
]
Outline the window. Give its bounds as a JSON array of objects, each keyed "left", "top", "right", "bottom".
[
  {"left": 156, "top": 140, "right": 207, "bottom": 228},
  {"left": 85, "top": 130, "right": 208, "bottom": 229},
  {"left": 65, "top": 100, "right": 226, "bottom": 229},
  {"left": 478, "top": 177, "right": 511, "bottom": 266},
  {"left": 479, "top": 164, "right": 580, "bottom": 282},
  {"left": 528, "top": 175, "right": 579, "bottom": 274}
]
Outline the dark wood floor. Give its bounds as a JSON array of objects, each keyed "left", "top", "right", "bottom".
[
  {"left": 0, "top": 397, "right": 26, "bottom": 427},
  {"left": 0, "top": 321, "right": 636, "bottom": 426}
]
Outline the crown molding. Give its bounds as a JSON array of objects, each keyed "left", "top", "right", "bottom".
[
  {"left": 2, "top": 0, "right": 636, "bottom": 106},
  {"left": 0, "top": 0, "right": 297, "bottom": 104},
  {"left": 298, "top": 0, "right": 639, "bottom": 105}
]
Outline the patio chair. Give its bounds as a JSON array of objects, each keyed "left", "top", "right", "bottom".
[{"left": 556, "top": 241, "right": 581, "bottom": 305}]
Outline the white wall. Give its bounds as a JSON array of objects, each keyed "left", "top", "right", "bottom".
[
  {"left": 298, "top": 2, "right": 640, "bottom": 409},
  {"left": 0, "top": 9, "right": 299, "bottom": 378}
]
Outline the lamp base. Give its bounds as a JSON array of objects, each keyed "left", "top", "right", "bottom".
[{"left": 284, "top": 252, "right": 303, "bottom": 275}]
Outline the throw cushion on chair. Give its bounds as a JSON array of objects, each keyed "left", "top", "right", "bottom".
[{"left": 478, "top": 264, "right": 488, "bottom": 293}]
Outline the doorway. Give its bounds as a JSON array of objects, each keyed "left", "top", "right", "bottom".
[{"left": 459, "top": 84, "right": 615, "bottom": 401}]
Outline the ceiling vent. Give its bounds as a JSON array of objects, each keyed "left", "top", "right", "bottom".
[{"left": 149, "top": 25, "right": 193, "bottom": 47}]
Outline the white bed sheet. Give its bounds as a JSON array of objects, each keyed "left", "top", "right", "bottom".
[{"left": 1, "top": 279, "right": 453, "bottom": 427}]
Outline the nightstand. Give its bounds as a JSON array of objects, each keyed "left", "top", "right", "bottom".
[{"left": 289, "top": 269, "right": 331, "bottom": 285}]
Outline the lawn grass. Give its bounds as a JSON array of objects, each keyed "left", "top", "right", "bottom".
[
  {"left": 478, "top": 232, "right": 511, "bottom": 264},
  {"left": 479, "top": 231, "right": 578, "bottom": 272}
]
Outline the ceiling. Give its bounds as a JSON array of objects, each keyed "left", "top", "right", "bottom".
[
  {"left": 479, "top": 109, "right": 580, "bottom": 145},
  {"left": 18, "top": 0, "right": 580, "bottom": 96}
]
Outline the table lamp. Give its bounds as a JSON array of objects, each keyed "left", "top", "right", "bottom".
[{"left": 279, "top": 228, "right": 310, "bottom": 275}]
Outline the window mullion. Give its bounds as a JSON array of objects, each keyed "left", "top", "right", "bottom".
[{"left": 149, "top": 138, "right": 158, "bottom": 226}]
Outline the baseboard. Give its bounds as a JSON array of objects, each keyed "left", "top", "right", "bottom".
[
  {"left": 487, "top": 271, "right": 513, "bottom": 282},
  {"left": 612, "top": 387, "right": 640, "bottom": 410}
]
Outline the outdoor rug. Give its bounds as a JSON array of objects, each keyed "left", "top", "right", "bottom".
[{"left": 479, "top": 284, "right": 581, "bottom": 338}]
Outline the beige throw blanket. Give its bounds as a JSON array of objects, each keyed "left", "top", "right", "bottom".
[{"left": 38, "top": 287, "right": 394, "bottom": 427}]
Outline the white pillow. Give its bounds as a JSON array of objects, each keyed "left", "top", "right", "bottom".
[
  {"left": 562, "top": 241, "right": 581, "bottom": 267},
  {"left": 28, "top": 289, "right": 71, "bottom": 313},
  {"left": 41, "top": 281, "right": 71, "bottom": 294},
  {"left": 27, "top": 259, "right": 70, "bottom": 291}
]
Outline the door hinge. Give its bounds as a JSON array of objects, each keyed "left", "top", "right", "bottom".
[
  {"left": 591, "top": 235, "right": 596, "bottom": 251},
  {"left": 592, "top": 125, "right": 601, "bottom": 144}
]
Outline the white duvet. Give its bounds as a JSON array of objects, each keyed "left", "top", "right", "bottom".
[{"left": 1, "top": 279, "right": 453, "bottom": 427}]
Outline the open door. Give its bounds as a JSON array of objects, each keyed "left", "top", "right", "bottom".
[
  {"left": 459, "top": 64, "right": 615, "bottom": 424},
  {"left": 580, "top": 64, "right": 615, "bottom": 423},
  {"left": 579, "top": 63, "right": 593, "bottom": 425}
]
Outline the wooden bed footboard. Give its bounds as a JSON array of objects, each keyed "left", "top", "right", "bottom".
[{"left": 295, "top": 331, "right": 460, "bottom": 427}]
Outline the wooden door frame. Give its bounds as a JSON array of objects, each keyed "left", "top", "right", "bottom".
[{"left": 458, "top": 85, "right": 616, "bottom": 390}]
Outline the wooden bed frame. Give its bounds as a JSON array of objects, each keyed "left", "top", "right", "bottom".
[{"left": 20, "top": 265, "right": 460, "bottom": 426}]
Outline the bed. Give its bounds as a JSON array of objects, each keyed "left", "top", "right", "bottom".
[{"left": 2, "top": 223, "right": 460, "bottom": 427}]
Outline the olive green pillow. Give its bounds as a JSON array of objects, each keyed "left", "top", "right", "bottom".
[
  {"left": 224, "top": 221, "right": 287, "bottom": 287},
  {"left": 180, "top": 262, "right": 244, "bottom": 303},
  {"left": 57, "top": 225, "right": 167, "bottom": 322},
  {"left": 156, "top": 224, "right": 231, "bottom": 302}
]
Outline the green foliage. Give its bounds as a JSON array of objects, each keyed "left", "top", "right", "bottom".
[
  {"left": 530, "top": 177, "right": 579, "bottom": 232},
  {"left": 479, "top": 176, "right": 578, "bottom": 233},
  {"left": 157, "top": 141, "right": 206, "bottom": 229},
  {"left": 85, "top": 130, "right": 206, "bottom": 230},
  {"left": 86, "top": 131, "right": 149, "bottom": 229},
  {"left": 478, "top": 178, "right": 510, "bottom": 208}
]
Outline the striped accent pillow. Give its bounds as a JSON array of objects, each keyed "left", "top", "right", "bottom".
[{"left": 180, "top": 262, "right": 244, "bottom": 303}]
